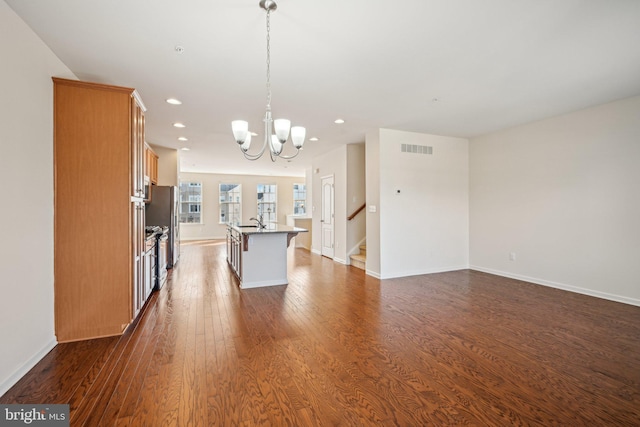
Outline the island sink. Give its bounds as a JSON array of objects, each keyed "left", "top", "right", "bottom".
[{"left": 226, "top": 223, "right": 308, "bottom": 289}]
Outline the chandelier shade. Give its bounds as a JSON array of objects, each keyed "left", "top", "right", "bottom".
[
  {"left": 274, "top": 119, "right": 291, "bottom": 143},
  {"left": 270, "top": 135, "right": 283, "bottom": 155},
  {"left": 232, "top": 120, "right": 249, "bottom": 145},
  {"left": 291, "top": 126, "right": 306, "bottom": 149},
  {"left": 231, "top": 0, "right": 306, "bottom": 161},
  {"left": 240, "top": 133, "right": 252, "bottom": 152}
]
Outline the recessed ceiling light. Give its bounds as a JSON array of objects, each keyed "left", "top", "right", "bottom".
[
  {"left": 249, "top": 132, "right": 259, "bottom": 136},
  {"left": 166, "top": 98, "right": 182, "bottom": 105},
  {"left": 178, "top": 137, "right": 188, "bottom": 141},
  {"left": 181, "top": 147, "right": 190, "bottom": 151},
  {"left": 173, "top": 122, "right": 186, "bottom": 128},
  {"left": 334, "top": 119, "right": 345, "bottom": 124},
  {"left": 309, "top": 137, "right": 319, "bottom": 142}
]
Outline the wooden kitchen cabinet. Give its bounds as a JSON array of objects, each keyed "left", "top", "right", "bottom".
[
  {"left": 53, "top": 77, "right": 147, "bottom": 342},
  {"left": 144, "top": 143, "right": 159, "bottom": 184}
]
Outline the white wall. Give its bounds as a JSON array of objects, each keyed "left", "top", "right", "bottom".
[
  {"left": 311, "top": 146, "right": 348, "bottom": 262},
  {"left": 470, "top": 96, "right": 640, "bottom": 305},
  {"left": 0, "top": 0, "right": 76, "bottom": 396},
  {"left": 346, "top": 144, "right": 366, "bottom": 256},
  {"left": 179, "top": 172, "right": 304, "bottom": 240},
  {"left": 376, "top": 129, "right": 469, "bottom": 279},
  {"left": 304, "top": 165, "right": 313, "bottom": 216},
  {"left": 365, "top": 130, "right": 381, "bottom": 276}
]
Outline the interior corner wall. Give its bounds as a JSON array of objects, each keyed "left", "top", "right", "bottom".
[
  {"left": 311, "top": 146, "right": 348, "bottom": 262},
  {"left": 304, "top": 165, "right": 313, "bottom": 218},
  {"left": 378, "top": 129, "right": 469, "bottom": 279},
  {"left": 346, "top": 144, "right": 366, "bottom": 256},
  {"left": 0, "top": 0, "right": 76, "bottom": 396},
  {"left": 469, "top": 96, "right": 640, "bottom": 305},
  {"left": 179, "top": 172, "right": 304, "bottom": 241},
  {"left": 150, "top": 144, "right": 179, "bottom": 187},
  {"left": 365, "top": 130, "right": 381, "bottom": 277}
]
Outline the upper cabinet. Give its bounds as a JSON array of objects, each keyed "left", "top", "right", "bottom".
[
  {"left": 53, "top": 77, "right": 147, "bottom": 343},
  {"left": 145, "top": 143, "right": 159, "bottom": 185},
  {"left": 132, "top": 97, "right": 145, "bottom": 198}
]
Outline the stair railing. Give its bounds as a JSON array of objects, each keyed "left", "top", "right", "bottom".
[{"left": 347, "top": 203, "right": 366, "bottom": 221}]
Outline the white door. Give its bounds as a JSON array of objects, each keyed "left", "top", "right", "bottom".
[{"left": 321, "top": 175, "right": 335, "bottom": 258}]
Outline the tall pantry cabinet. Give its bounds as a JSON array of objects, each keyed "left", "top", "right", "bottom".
[{"left": 53, "top": 77, "right": 147, "bottom": 343}]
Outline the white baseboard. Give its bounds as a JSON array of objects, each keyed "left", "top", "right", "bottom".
[
  {"left": 308, "top": 249, "right": 345, "bottom": 264},
  {"left": 0, "top": 338, "right": 57, "bottom": 397},
  {"left": 470, "top": 265, "right": 640, "bottom": 307},
  {"left": 379, "top": 265, "right": 469, "bottom": 280},
  {"left": 240, "top": 279, "right": 288, "bottom": 289},
  {"left": 366, "top": 269, "right": 381, "bottom": 279}
]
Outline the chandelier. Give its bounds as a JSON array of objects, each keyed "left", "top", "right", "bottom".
[{"left": 231, "top": 0, "right": 306, "bottom": 161}]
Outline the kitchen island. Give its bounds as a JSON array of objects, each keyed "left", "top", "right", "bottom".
[{"left": 226, "top": 223, "right": 308, "bottom": 289}]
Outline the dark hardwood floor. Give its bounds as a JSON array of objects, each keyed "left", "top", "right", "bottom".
[{"left": 2, "top": 240, "right": 640, "bottom": 426}]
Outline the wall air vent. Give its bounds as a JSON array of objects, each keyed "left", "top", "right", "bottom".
[{"left": 401, "top": 143, "right": 433, "bottom": 155}]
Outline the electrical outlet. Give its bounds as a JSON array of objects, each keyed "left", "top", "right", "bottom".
[{"left": 509, "top": 252, "right": 516, "bottom": 261}]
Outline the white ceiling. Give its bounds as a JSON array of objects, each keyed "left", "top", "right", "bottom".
[{"left": 6, "top": 0, "right": 640, "bottom": 177}]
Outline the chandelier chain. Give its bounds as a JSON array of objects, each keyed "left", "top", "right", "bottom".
[{"left": 266, "top": 9, "right": 271, "bottom": 109}]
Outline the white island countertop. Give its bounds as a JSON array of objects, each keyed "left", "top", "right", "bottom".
[
  {"left": 230, "top": 223, "right": 308, "bottom": 235},
  {"left": 226, "top": 223, "right": 308, "bottom": 289}
]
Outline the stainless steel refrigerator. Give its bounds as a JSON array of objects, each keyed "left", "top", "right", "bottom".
[{"left": 145, "top": 185, "right": 180, "bottom": 268}]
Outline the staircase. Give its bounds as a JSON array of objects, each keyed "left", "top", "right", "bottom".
[{"left": 349, "top": 245, "right": 366, "bottom": 271}]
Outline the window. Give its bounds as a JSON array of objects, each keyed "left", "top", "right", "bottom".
[
  {"left": 257, "top": 184, "right": 277, "bottom": 224},
  {"left": 219, "top": 184, "right": 242, "bottom": 224},
  {"left": 179, "top": 181, "right": 202, "bottom": 223},
  {"left": 293, "top": 183, "right": 306, "bottom": 215}
]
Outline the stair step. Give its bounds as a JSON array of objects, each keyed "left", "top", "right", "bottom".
[{"left": 350, "top": 253, "right": 366, "bottom": 271}]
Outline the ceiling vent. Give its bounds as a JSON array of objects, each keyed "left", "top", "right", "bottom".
[{"left": 401, "top": 143, "right": 433, "bottom": 155}]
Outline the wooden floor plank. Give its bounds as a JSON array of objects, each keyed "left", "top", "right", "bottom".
[
  {"left": 100, "top": 294, "right": 165, "bottom": 426},
  {"left": 0, "top": 337, "right": 117, "bottom": 405},
  {"left": 2, "top": 240, "right": 640, "bottom": 426}
]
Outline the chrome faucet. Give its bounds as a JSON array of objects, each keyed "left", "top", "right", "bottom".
[{"left": 249, "top": 214, "right": 265, "bottom": 229}]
